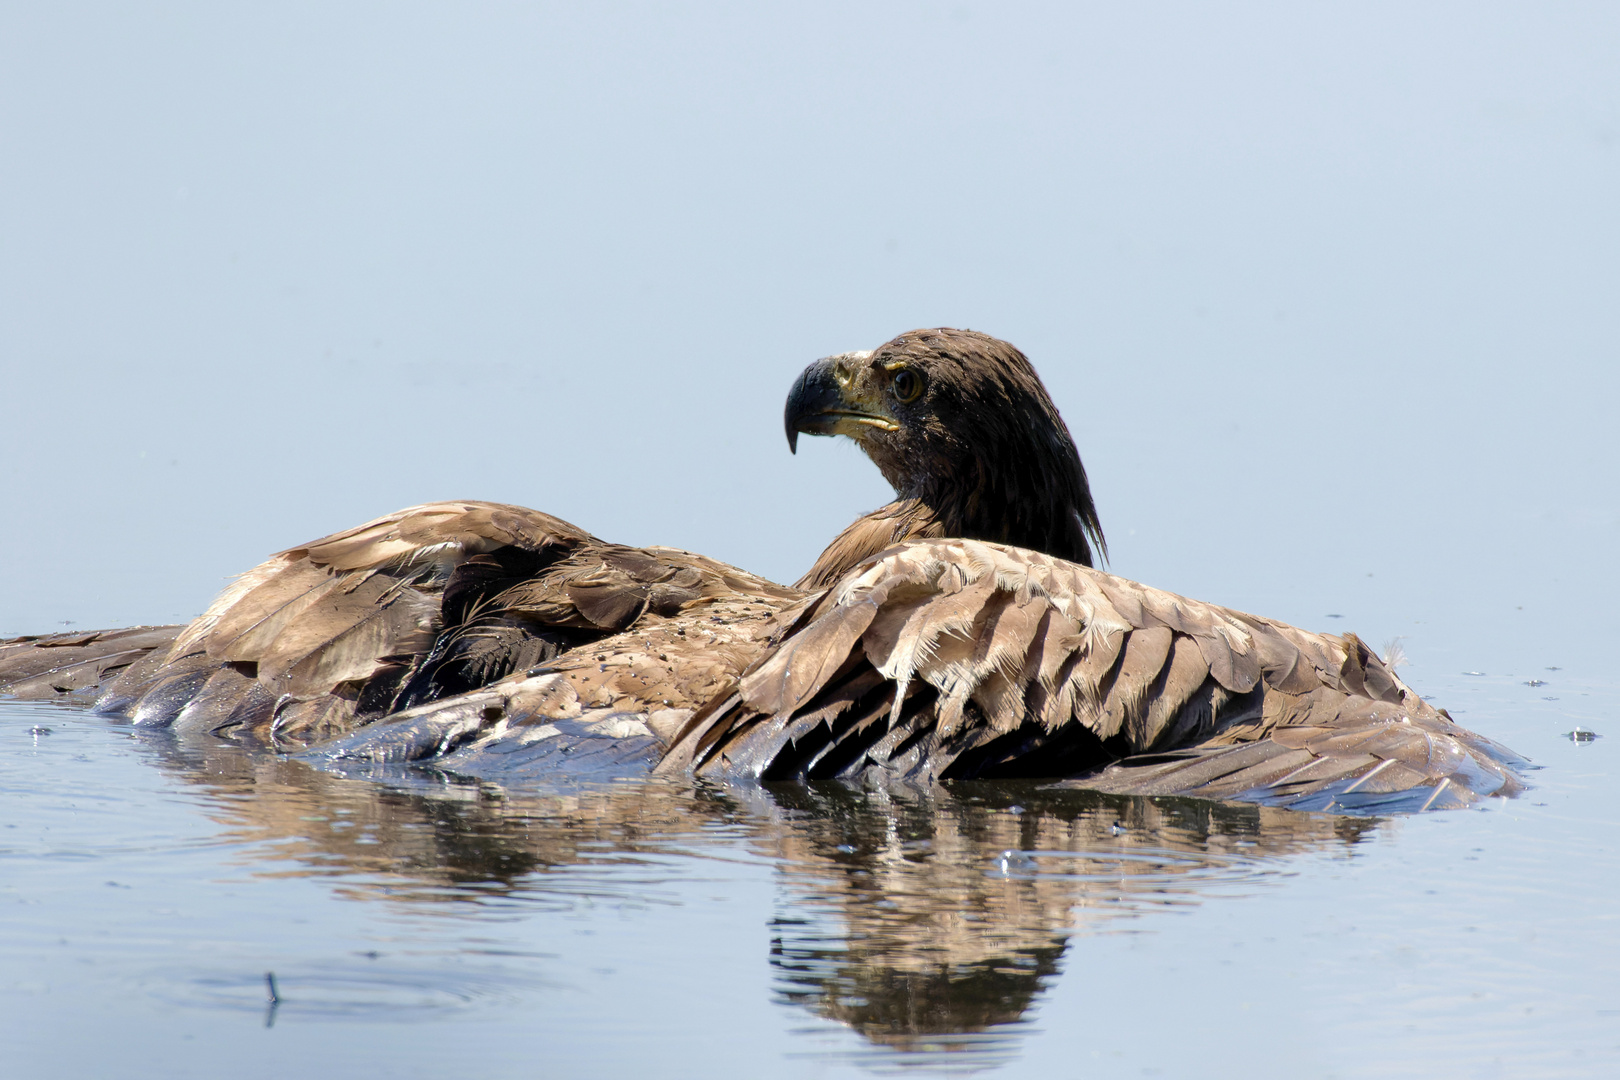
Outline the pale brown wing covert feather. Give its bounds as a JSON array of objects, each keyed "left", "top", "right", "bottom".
[
  {"left": 152, "top": 502, "right": 596, "bottom": 730},
  {"left": 665, "top": 539, "right": 1525, "bottom": 809},
  {"left": 0, "top": 502, "right": 789, "bottom": 745},
  {"left": 39, "top": 502, "right": 806, "bottom": 748},
  {"left": 289, "top": 501, "right": 590, "bottom": 572}
]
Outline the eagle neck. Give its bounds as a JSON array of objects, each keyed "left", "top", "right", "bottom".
[
  {"left": 797, "top": 449, "right": 1104, "bottom": 591},
  {"left": 915, "top": 461, "right": 1077, "bottom": 561}
]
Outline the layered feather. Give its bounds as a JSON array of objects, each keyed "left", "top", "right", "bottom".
[
  {"left": 2, "top": 501, "right": 798, "bottom": 749},
  {"left": 662, "top": 539, "right": 1526, "bottom": 809}
]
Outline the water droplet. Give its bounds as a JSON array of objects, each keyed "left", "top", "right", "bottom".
[{"left": 993, "top": 850, "right": 1036, "bottom": 874}]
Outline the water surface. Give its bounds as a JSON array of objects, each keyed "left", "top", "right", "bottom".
[{"left": 3, "top": 663, "right": 1616, "bottom": 1078}]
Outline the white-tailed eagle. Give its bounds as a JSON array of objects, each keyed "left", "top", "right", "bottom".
[{"left": 0, "top": 329, "right": 1526, "bottom": 811}]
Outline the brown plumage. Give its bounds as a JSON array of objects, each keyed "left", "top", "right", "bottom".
[
  {"left": 0, "top": 502, "right": 797, "bottom": 749},
  {"left": 658, "top": 539, "right": 1523, "bottom": 811},
  {"left": 790, "top": 330, "right": 1104, "bottom": 589},
  {"left": 0, "top": 328, "right": 1526, "bottom": 811}
]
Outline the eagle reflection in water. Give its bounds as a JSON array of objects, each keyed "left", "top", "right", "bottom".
[{"left": 132, "top": 731, "right": 1377, "bottom": 1067}]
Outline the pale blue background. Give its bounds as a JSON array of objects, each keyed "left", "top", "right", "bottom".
[{"left": 3, "top": 2, "right": 1614, "bottom": 678}]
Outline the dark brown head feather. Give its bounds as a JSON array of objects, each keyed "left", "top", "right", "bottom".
[{"left": 792, "top": 328, "right": 1105, "bottom": 588}]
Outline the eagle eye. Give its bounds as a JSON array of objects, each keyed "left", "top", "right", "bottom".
[{"left": 891, "top": 368, "right": 925, "bottom": 404}]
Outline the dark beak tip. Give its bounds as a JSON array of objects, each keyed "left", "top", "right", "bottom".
[{"left": 784, "top": 355, "right": 844, "bottom": 456}]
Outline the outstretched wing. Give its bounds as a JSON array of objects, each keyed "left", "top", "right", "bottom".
[
  {"left": 661, "top": 539, "right": 1525, "bottom": 809},
  {"left": 4, "top": 501, "right": 804, "bottom": 751},
  {"left": 0, "top": 626, "right": 184, "bottom": 704},
  {"left": 171, "top": 500, "right": 590, "bottom": 666},
  {"left": 1, "top": 502, "right": 596, "bottom": 743},
  {"left": 103, "top": 501, "right": 593, "bottom": 742}
]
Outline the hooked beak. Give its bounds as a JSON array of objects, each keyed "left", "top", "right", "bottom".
[{"left": 783, "top": 351, "right": 896, "bottom": 453}]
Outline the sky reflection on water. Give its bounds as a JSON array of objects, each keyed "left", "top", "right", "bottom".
[
  {"left": 0, "top": 699, "right": 1377, "bottom": 1075},
  {"left": 4, "top": 677, "right": 1618, "bottom": 1078}
]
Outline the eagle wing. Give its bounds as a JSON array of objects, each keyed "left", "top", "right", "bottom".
[
  {"left": 4, "top": 524, "right": 1525, "bottom": 811},
  {"left": 661, "top": 539, "right": 1526, "bottom": 810},
  {"left": 0, "top": 626, "right": 186, "bottom": 703},
  {"left": 2, "top": 501, "right": 798, "bottom": 749}
]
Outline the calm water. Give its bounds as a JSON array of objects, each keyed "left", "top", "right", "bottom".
[{"left": 3, "top": 662, "right": 1615, "bottom": 1079}]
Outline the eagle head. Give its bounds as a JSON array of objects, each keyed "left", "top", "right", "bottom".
[{"left": 786, "top": 327, "right": 1106, "bottom": 575}]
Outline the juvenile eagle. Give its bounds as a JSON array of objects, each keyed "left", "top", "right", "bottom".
[{"left": 0, "top": 329, "right": 1525, "bottom": 810}]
